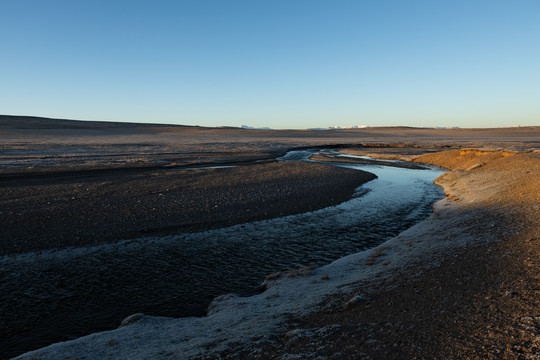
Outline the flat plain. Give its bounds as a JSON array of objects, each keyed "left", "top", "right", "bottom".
[{"left": 2, "top": 115, "right": 539, "bottom": 359}]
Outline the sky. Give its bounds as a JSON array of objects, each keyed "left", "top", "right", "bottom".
[{"left": 1, "top": 0, "right": 539, "bottom": 129}]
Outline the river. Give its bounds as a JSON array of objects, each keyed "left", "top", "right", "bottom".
[{"left": 0, "top": 151, "right": 444, "bottom": 359}]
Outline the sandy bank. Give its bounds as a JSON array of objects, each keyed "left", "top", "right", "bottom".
[{"left": 14, "top": 149, "right": 539, "bottom": 359}]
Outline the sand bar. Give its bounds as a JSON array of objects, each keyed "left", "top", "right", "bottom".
[{"left": 0, "top": 161, "right": 375, "bottom": 256}]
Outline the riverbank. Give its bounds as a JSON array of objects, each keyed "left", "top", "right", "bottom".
[
  {"left": 220, "top": 149, "right": 540, "bottom": 359},
  {"left": 14, "top": 148, "right": 539, "bottom": 360}
]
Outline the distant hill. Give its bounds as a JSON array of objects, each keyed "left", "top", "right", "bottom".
[{"left": 0, "top": 115, "right": 192, "bottom": 130}]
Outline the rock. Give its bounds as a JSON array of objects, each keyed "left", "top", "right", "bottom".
[
  {"left": 283, "top": 328, "right": 314, "bottom": 347},
  {"left": 344, "top": 295, "right": 371, "bottom": 309},
  {"left": 119, "top": 313, "right": 144, "bottom": 328}
]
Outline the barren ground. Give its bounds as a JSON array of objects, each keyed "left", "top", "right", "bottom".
[
  {"left": 217, "top": 149, "right": 540, "bottom": 360},
  {"left": 2, "top": 116, "right": 539, "bottom": 359}
]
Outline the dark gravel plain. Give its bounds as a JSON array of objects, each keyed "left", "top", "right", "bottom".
[{"left": 0, "top": 160, "right": 375, "bottom": 256}]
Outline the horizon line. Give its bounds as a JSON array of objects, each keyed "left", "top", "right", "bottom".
[{"left": 1, "top": 114, "right": 537, "bottom": 131}]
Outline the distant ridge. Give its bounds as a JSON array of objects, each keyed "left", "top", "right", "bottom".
[
  {"left": 2, "top": 115, "right": 536, "bottom": 131},
  {"left": 0, "top": 115, "right": 193, "bottom": 130}
]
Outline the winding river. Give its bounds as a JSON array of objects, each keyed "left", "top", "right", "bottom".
[{"left": 0, "top": 152, "right": 444, "bottom": 359}]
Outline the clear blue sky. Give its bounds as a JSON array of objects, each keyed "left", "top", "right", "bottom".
[{"left": 1, "top": 0, "right": 539, "bottom": 129}]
